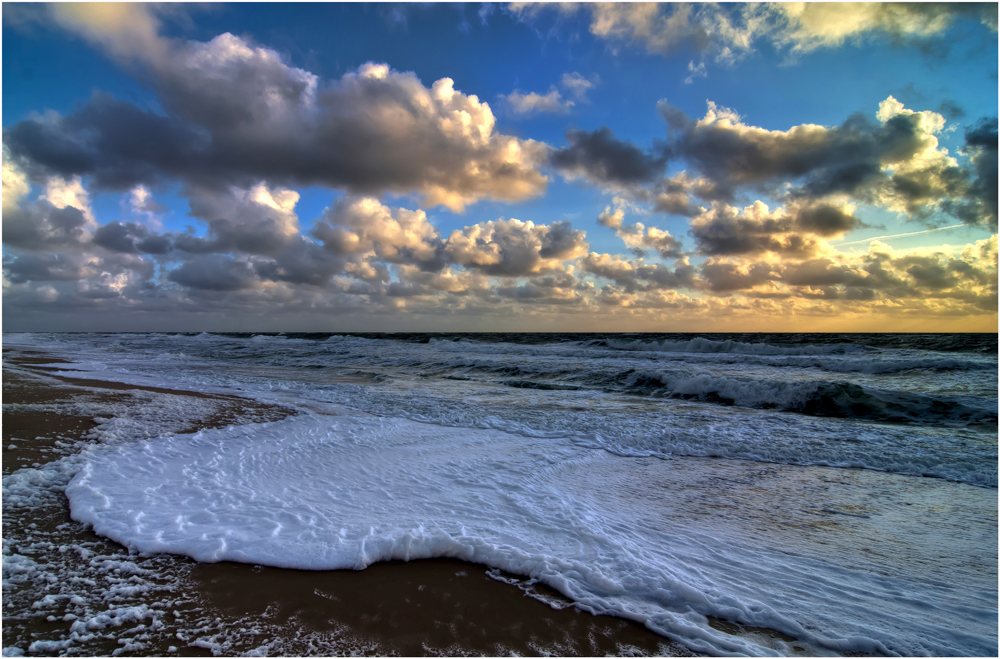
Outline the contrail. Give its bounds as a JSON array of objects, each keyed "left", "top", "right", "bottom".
[{"left": 832, "top": 224, "right": 967, "bottom": 247}]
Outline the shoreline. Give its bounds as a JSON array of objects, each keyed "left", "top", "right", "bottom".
[{"left": 2, "top": 349, "right": 703, "bottom": 657}]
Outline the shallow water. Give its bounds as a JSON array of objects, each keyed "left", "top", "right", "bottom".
[{"left": 3, "top": 332, "right": 997, "bottom": 656}]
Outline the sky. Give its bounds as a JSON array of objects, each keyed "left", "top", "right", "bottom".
[{"left": 2, "top": 2, "right": 997, "bottom": 333}]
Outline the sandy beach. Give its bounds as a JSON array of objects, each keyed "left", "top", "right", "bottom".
[{"left": 2, "top": 349, "right": 703, "bottom": 656}]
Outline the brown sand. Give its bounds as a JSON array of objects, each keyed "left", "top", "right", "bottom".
[{"left": 3, "top": 349, "right": 708, "bottom": 656}]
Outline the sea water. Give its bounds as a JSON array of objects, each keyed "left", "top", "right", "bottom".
[{"left": 3, "top": 332, "right": 997, "bottom": 656}]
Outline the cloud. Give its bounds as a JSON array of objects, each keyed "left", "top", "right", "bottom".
[
  {"left": 512, "top": 2, "right": 996, "bottom": 63},
  {"left": 551, "top": 127, "right": 667, "bottom": 187},
  {"left": 581, "top": 252, "right": 698, "bottom": 292},
  {"left": 180, "top": 184, "right": 301, "bottom": 256},
  {"left": 689, "top": 200, "right": 866, "bottom": 259},
  {"left": 2, "top": 146, "right": 30, "bottom": 213},
  {"left": 502, "top": 71, "right": 599, "bottom": 115},
  {"left": 314, "top": 196, "right": 445, "bottom": 271},
  {"left": 945, "top": 117, "right": 998, "bottom": 230},
  {"left": 648, "top": 171, "right": 720, "bottom": 213},
  {"left": 683, "top": 60, "right": 707, "bottom": 84},
  {"left": 597, "top": 206, "right": 684, "bottom": 259},
  {"left": 129, "top": 184, "right": 167, "bottom": 214},
  {"left": 560, "top": 72, "right": 600, "bottom": 101},
  {"left": 504, "top": 87, "right": 573, "bottom": 115},
  {"left": 659, "top": 96, "right": 994, "bottom": 228},
  {"left": 767, "top": 2, "right": 998, "bottom": 55},
  {"left": 794, "top": 202, "right": 866, "bottom": 237},
  {"left": 691, "top": 201, "right": 819, "bottom": 258},
  {"left": 586, "top": 2, "right": 712, "bottom": 56},
  {"left": 445, "top": 218, "right": 588, "bottom": 276},
  {"left": 2, "top": 175, "right": 97, "bottom": 251},
  {"left": 479, "top": 3, "right": 496, "bottom": 26},
  {"left": 48, "top": 2, "right": 171, "bottom": 65},
  {"left": 694, "top": 236, "right": 997, "bottom": 316},
  {"left": 5, "top": 10, "right": 550, "bottom": 213},
  {"left": 3, "top": 252, "right": 96, "bottom": 284},
  {"left": 92, "top": 222, "right": 152, "bottom": 254},
  {"left": 168, "top": 255, "right": 259, "bottom": 292}
]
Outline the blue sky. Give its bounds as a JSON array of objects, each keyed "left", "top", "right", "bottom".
[{"left": 3, "top": 3, "right": 997, "bottom": 332}]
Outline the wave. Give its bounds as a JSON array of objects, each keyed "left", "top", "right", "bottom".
[
  {"left": 594, "top": 337, "right": 869, "bottom": 356},
  {"left": 501, "top": 380, "right": 581, "bottom": 391},
  {"left": 759, "top": 355, "right": 997, "bottom": 375},
  {"left": 614, "top": 370, "right": 997, "bottom": 427}
]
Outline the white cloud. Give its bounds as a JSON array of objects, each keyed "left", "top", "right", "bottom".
[
  {"left": 560, "top": 71, "right": 599, "bottom": 101},
  {"left": 504, "top": 87, "right": 574, "bottom": 115},
  {"left": 683, "top": 60, "right": 707, "bottom": 84}
]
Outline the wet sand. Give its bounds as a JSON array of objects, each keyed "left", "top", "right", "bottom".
[{"left": 3, "top": 349, "right": 708, "bottom": 656}]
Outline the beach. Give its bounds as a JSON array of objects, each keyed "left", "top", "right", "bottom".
[
  {"left": 2, "top": 332, "right": 997, "bottom": 657},
  {"left": 2, "top": 349, "right": 698, "bottom": 657}
]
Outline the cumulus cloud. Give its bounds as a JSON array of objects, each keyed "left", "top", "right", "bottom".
[
  {"left": 945, "top": 117, "right": 998, "bottom": 230},
  {"left": 3, "top": 252, "right": 97, "bottom": 284},
  {"left": 581, "top": 252, "right": 698, "bottom": 292},
  {"left": 4, "top": 3, "right": 993, "bottom": 329},
  {"left": 659, "top": 97, "right": 994, "bottom": 228},
  {"left": 445, "top": 218, "right": 588, "bottom": 276},
  {"left": 689, "top": 200, "right": 868, "bottom": 258},
  {"left": 168, "top": 255, "right": 259, "bottom": 292},
  {"left": 178, "top": 184, "right": 301, "bottom": 256},
  {"left": 2, "top": 175, "right": 98, "bottom": 251},
  {"left": 551, "top": 127, "right": 667, "bottom": 187},
  {"left": 92, "top": 222, "right": 155, "bottom": 254},
  {"left": 2, "top": 146, "right": 30, "bottom": 213},
  {"left": 694, "top": 236, "right": 997, "bottom": 316},
  {"left": 597, "top": 205, "right": 684, "bottom": 259},
  {"left": 314, "top": 197, "right": 445, "bottom": 271},
  {"left": 5, "top": 7, "right": 549, "bottom": 212}
]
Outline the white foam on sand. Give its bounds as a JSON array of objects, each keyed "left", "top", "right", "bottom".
[{"left": 66, "top": 412, "right": 998, "bottom": 657}]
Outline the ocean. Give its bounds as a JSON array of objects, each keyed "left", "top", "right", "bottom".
[{"left": 2, "top": 332, "right": 997, "bottom": 656}]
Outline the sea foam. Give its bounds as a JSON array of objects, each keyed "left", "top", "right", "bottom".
[{"left": 66, "top": 413, "right": 998, "bottom": 657}]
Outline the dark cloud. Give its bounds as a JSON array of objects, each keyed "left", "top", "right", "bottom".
[
  {"left": 3, "top": 253, "right": 91, "bottom": 283},
  {"left": 700, "top": 261, "right": 776, "bottom": 293},
  {"left": 3, "top": 93, "right": 208, "bottom": 190},
  {"left": 690, "top": 202, "right": 824, "bottom": 257},
  {"left": 4, "top": 43, "right": 548, "bottom": 212},
  {"left": 659, "top": 98, "right": 995, "bottom": 228},
  {"left": 551, "top": 127, "right": 667, "bottom": 187},
  {"left": 252, "top": 238, "right": 348, "bottom": 287},
  {"left": 168, "top": 255, "right": 258, "bottom": 291},
  {"left": 580, "top": 253, "right": 697, "bottom": 292},
  {"left": 183, "top": 185, "right": 301, "bottom": 256},
  {"left": 937, "top": 100, "right": 966, "bottom": 121},
  {"left": 780, "top": 259, "right": 869, "bottom": 288},
  {"left": 659, "top": 101, "right": 886, "bottom": 198},
  {"left": 92, "top": 222, "right": 150, "bottom": 254},
  {"left": 794, "top": 204, "right": 865, "bottom": 237},
  {"left": 962, "top": 117, "right": 998, "bottom": 228},
  {"left": 2, "top": 202, "right": 91, "bottom": 250},
  {"left": 136, "top": 234, "right": 173, "bottom": 255},
  {"left": 495, "top": 271, "right": 585, "bottom": 305}
]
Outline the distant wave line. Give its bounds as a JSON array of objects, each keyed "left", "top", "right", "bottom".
[{"left": 833, "top": 224, "right": 966, "bottom": 247}]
